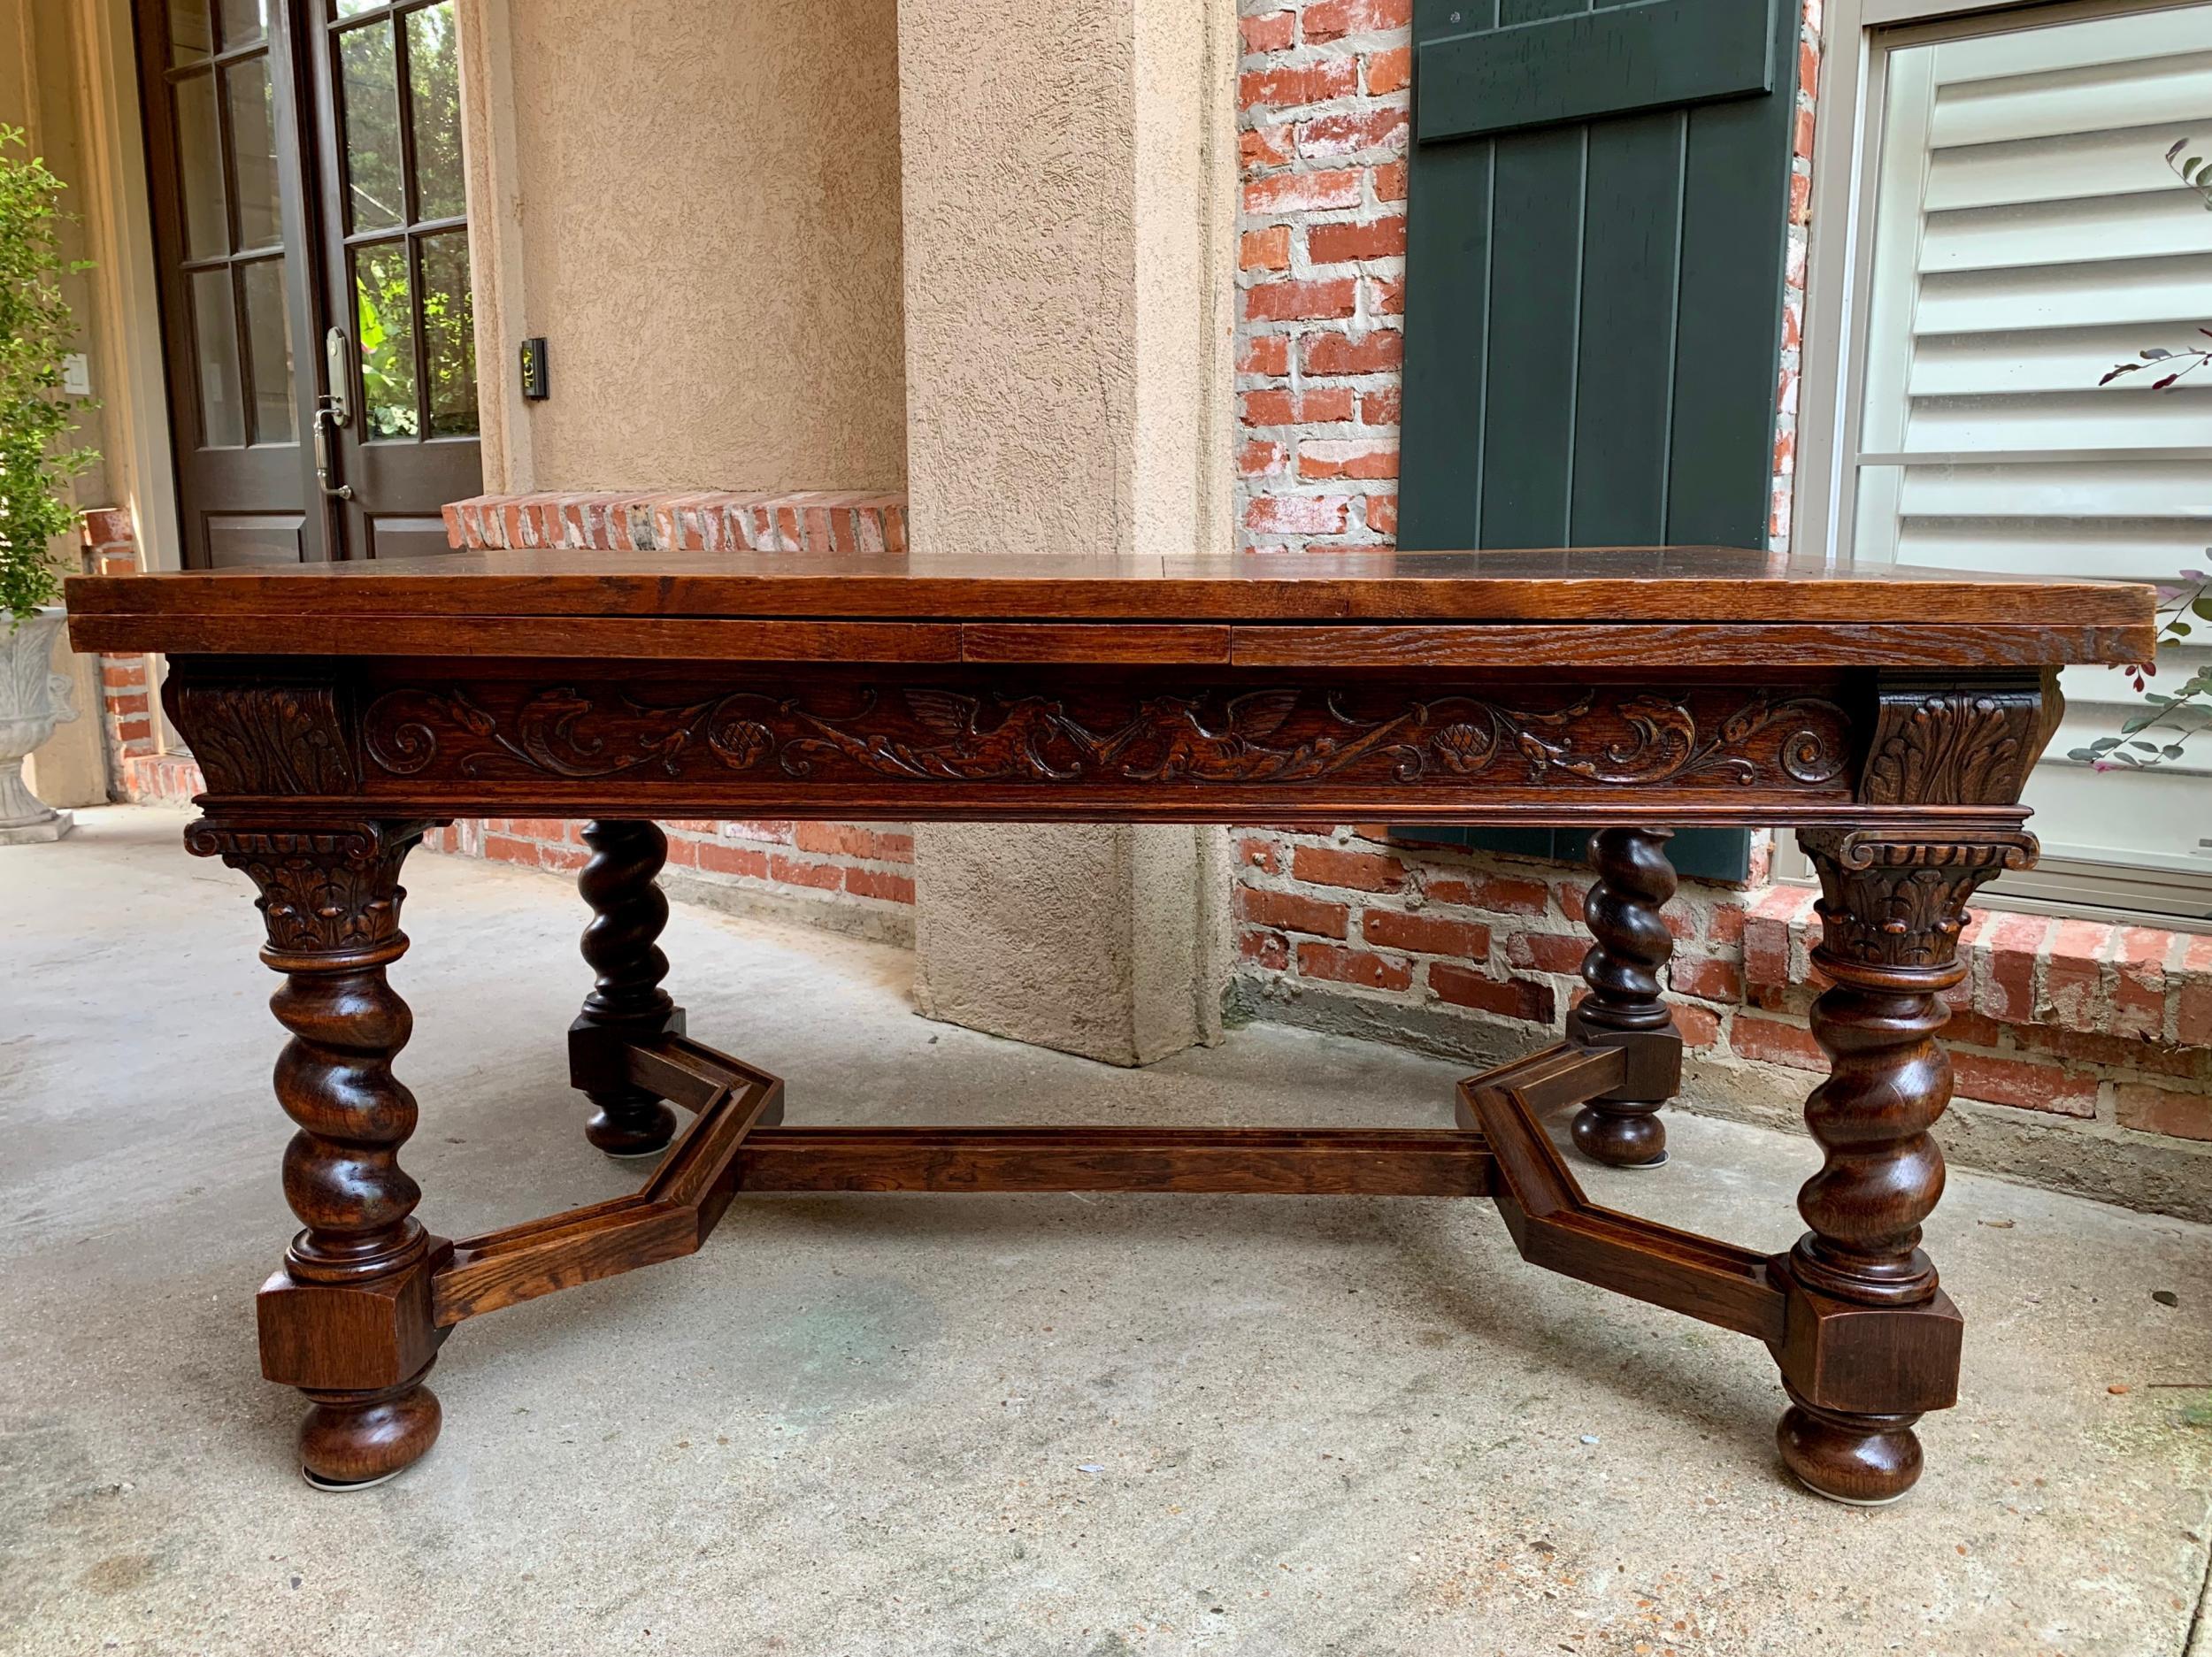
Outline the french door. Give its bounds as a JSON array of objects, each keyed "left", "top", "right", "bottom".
[{"left": 137, "top": 0, "right": 480, "bottom": 567}]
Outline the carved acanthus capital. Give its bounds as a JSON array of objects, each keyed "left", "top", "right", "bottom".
[
  {"left": 1797, "top": 828, "right": 2038, "bottom": 976},
  {"left": 187, "top": 819, "right": 434, "bottom": 960}
]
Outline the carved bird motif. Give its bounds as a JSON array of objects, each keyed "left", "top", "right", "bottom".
[
  {"left": 1084, "top": 690, "right": 1305, "bottom": 779},
  {"left": 877, "top": 691, "right": 1081, "bottom": 779}
]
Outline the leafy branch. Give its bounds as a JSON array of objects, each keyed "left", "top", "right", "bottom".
[
  {"left": 2070, "top": 571, "right": 2212, "bottom": 769},
  {"left": 0, "top": 123, "right": 96, "bottom": 622},
  {"left": 2075, "top": 136, "right": 2212, "bottom": 772}
]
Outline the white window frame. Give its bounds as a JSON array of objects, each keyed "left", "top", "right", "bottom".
[{"left": 1784, "top": 0, "right": 2212, "bottom": 927}]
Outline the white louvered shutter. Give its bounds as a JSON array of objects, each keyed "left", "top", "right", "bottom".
[{"left": 1849, "top": 3, "right": 2212, "bottom": 919}]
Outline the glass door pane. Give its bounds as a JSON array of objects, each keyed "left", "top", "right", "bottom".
[
  {"left": 337, "top": 19, "right": 404, "bottom": 231},
  {"left": 406, "top": 3, "right": 464, "bottom": 219},
  {"left": 353, "top": 240, "right": 418, "bottom": 438},
  {"left": 190, "top": 267, "right": 244, "bottom": 446}
]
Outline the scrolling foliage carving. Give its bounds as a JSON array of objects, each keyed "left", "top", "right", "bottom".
[
  {"left": 359, "top": 680, "right": 1854, "bottom": 793},
  {"left": 166, "top": 683, "right": 358, "bottom": 796}
]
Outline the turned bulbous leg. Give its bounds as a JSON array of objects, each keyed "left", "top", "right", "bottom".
[
  {"left": 1776, "top": 1388, "right": 1922, "bottom": 1506},
  {"left": 574, "top": 820, "right": 680, "bottom": 1156},
  {"left": 1568, "top": 826, "right": 1682, "bottom": 1169},
  {"left": 1777, "top": 829, "right": 2017, "bottom": 1504},
  {"left": 191, "top": 818, "right": 446, "bottom": 1490},
  {"left": 300, "top": 1362, "right": 442, "bottom": 1490}
]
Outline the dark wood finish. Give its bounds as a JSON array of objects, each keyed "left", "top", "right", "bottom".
[
  {"left": 73, "top": 549, "right": 2148, "bottom": 1501},
  {"left": 66, "top": 545, "right": 2155, "bottom": 641},
  {"left": 434, "top": 1035, "right": 782, "bottom": 1326},
  {"left": 62, "top": 613, "right": 2149, "bottom": 670},
  {"left": 1458, "top": 1046, "right": 1786, "bottom": 1342},
  {"left": 1566, "top": 827, "right": 1684, "bottom": 1168},
  {"left": 1770, "top": 824, "right": 2028, "bottom": 1502},
  {"left": 190, "top": 817, "right": 449, "bottom": 1486},
  {"left": 571, "top": 820, "right": 680, "bottom": 1155},
  {"left": 136, "top": 655, "right": 2073, "bottom": 837},
  {"left": 728, "top": 1126, "right": 1496, "bottom": 1196}
]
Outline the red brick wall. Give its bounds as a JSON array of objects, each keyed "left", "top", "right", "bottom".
[
  {"left": 1233, "top": 825, "right": 2212, "bottom": 1146},
  {"left": 1235, "top": 0, "right": 1411, "bottom": 553},
  {"left": 427, "top": 817, "right": 915, "bottom": 940},
  {"left": 80, "top": 509, "right": 202, "bottom": 808}
]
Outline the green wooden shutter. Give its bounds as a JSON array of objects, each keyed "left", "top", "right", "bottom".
[
  {"left": 1394, "top": 0, "right": 1795, "bottom": 874},
  {"left": 1395, "top": 826, "right": 1754, "bottom": 885},
  {"left": 1398, "top": 0, "right": 1795, "bottom": 551}
]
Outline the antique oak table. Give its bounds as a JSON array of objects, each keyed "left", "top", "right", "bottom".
[{"left": 67, "top": 547, "right": 2154, "bottom": 1503}]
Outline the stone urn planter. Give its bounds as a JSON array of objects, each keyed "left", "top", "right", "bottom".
[{"left": 0, "top": 607, "right": 79, "bottom": 844}]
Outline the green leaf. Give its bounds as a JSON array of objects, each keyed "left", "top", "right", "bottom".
[{"left": 0, "top": 127, "right": 96, "bottom": 618}]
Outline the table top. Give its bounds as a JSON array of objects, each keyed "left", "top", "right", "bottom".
[{"left": 66, "top": 546, "right": 2157, "bottom": 668}]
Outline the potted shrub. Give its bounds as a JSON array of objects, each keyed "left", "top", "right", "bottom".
[{"left": 0, "top": 122, "right": 96, "bottom": 845}]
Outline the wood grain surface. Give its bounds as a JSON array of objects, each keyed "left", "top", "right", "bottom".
[{"left": 66, "top": 545, "right": 2155, "bottom": 664}]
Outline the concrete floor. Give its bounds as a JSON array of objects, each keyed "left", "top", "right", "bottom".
[{"left": 4, "top": 809, "right": 2212, "bottom": 1657}]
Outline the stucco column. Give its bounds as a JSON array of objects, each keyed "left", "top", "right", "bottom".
[{"left": 897, "top": 0, "right": 1237, "bottom": 1064}]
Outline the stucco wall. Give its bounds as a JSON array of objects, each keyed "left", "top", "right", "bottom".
[
  {"left": 896, "top": 0, "right": 1234, "bottom": 558},
  {"left": 896, "top": 0, "right": 1138, "bottom": 556},
  {"left": 492, "top": 0, "right": 907, "bottom": 493}
]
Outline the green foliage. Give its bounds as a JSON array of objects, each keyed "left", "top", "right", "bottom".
[
  {"left": 2070, "top": 572, "right": 2212, "bottom": 771},
  {"left": 2076, "top": 137, "right": 2212, "bottom": 771},
  {"left": 0, "top": 124, "right": 96, "bottom": 622}
]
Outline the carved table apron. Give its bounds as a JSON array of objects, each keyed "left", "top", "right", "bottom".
[{"left": 65, "top": 547, "right": 2155, "bottom": 1502}]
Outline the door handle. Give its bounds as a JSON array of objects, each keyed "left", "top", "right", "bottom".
[
  {"left": 323, "top": 328, "right": 352, "bottom": 428},
  {"left": 312, "top": 398, "right": 354, "bottom": 502}
]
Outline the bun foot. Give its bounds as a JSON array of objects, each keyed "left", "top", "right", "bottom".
[
  {"left": 298, "top": 1363, "right": 442, "bottom": 1491},
  {"left": 585, "top": 1092, "right": 678, "bottom": 1158},
  {"left": 1571, "top": 1103, "right": 1667, "bottom": 1169},
  {"left": 1778, "top": 1392, "right": 1922, "bottom": 1505}
]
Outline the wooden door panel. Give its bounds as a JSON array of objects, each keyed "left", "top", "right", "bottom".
[
  {"left": 204, "top": 514, "right": 309, "bottom": 567},
  {"left": 362, "top": 514, "right": 455, "bottom": 561}
]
